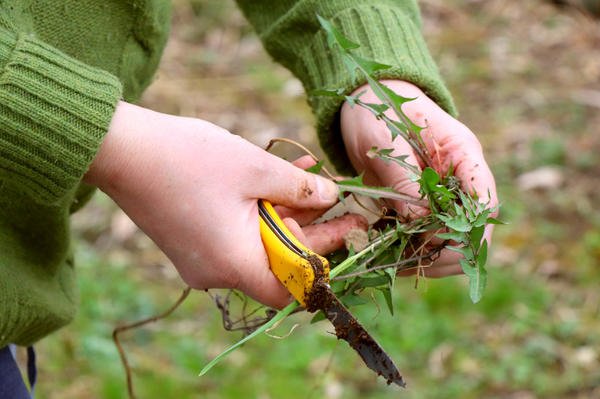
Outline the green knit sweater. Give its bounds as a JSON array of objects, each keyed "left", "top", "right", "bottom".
[{"left": 0, "top": 0, "right": 454, "bottom": 347}]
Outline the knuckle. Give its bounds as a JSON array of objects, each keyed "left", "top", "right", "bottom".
[{"left": 287, "top": 173, "right": 317, "bottom": 203}]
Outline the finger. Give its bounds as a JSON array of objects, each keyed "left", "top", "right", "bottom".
[
  {"left": 282, "top": 217, "right": 309, "bottom": 245},
  {"left": 275, "top": 206, "right": 329, "bottom": 226},
  {"left": 430, "top": 127, "right": 498, "bottom": 211},
  {"left": 458, "top": 155, "right": 498, "bottom": 212},
  {"left": 254, "top": 154, "right": 339, "bottom": 210},
  {"left": 398, "top": 221, "right": 494, "bottom": 278},
  {"left": 284, "top": 214, "right": 368, "bottom": 255},
  {"left": 291, "top": 155, "right": 318, "bottom": 170},
  {"left": 276, "top": 156, "right": 343, "bottom": 225}
]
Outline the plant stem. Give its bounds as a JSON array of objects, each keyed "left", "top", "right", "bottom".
[
  {"left": 330, "top": 229, "right": 397, "bottom": 279},
  {"left": 199, "top": 301, "right": 298, "bottom": 376}
]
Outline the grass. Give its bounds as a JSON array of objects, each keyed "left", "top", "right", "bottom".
[
  {"left": 35, "top": 1, "right": 600, "bottom": 398},
  {"left": 38, "top": 233, "right": 599, "bottom": 398}
]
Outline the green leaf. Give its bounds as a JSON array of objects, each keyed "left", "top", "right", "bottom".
[
  {"left": 458, "top": 191, "right": 478, "bottom": 220},
  {"left": 367, "top": 147, "right": 393, "bottom": 160},
  {"left": 459, "top": 261, "right": 484, "bottom": 304},
  {"left": 312, "top": 88, "right": 346, "bottom": 98},
  {"left": 436, "top": 231, "right": 468, "bottom": 243},
  {"left": 486, "top": 217, "right": 505, "bottom": 225},
  {"left": 379, "top": 288, "right": 394, "bottom": 316},
  {"left": 340, "top": 294, "right": 369, "bottom": 307},
  {"left": 360, "top": 102, "right": 389, "bottom": 116},
  {"left": 379, "top": 83, "right": 415, "bottom": 109},
  {"left": 330, "top": 279, "right": 348, "bottom": 294},
  {"left": 384, "top": 118, "right": 409, "bottom": 140},
  {"left": 366, "top": 147, "right": 419, "bottom": 175},
  {"left": 420, "top": 167, "right": 440, "bottom": 192},
  {"left": 305, "top": 160, "right": 324, "bottom": 174},
  {"left": 473, "top": 209, "right": 492, "bottom": 227},
  {"left": 317, "top": 14, "right": 360, "bottom": 50},
  {"left": 477, "top": 240, "right": 488, "bottom": 269},
  {"left": 342, "top": 56, "right": 358, "bottom": 80},
  {"left": 344, "top": 95, "right": 359, "bottom": 107},
  {"left": 470, "top": 225, "right": 485, "bottom": 251},
  {"left": 459, "top": 255, "right": 487, "bottom": 304},
  {"left": 353, "top": 54, "right": 392, "bottom": 74},
  {"left": 357, "top": 275, "right": 389, "bottom": 288},
  {"left": 337, "top": 175, "right": 420, "bottom": 203},
  {"left": 446, "top": 245, "right": 475, "bottom": 261},
  {"left": 199, "top": 302, "right": 298, "bottom": 376},
  {"left": 437, "top": 211, "right": 471, "bottom": 233},
  {"left": 337, "top": 174, "right": 365, "bottom": 187}
]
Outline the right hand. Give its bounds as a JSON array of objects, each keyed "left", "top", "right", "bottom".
[{"left": 84, "top": 102, "right": 366, "bottom": 309}]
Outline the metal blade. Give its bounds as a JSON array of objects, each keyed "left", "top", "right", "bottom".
[{"left": 319, "top": 285, "right": 405, "bottom": 387}]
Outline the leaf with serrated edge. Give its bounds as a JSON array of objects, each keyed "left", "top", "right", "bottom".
[
  {"left": 379, "top": 288, "right": 394, "bottom": 316},
  {"left": 446, "top": 245, "right": 475, "bottom": 261},
  {"left": 459, "top": 258, "right": 487, "bottom": 303},
  {"left": 317, "top": 15, "right": 360, "bottom": 50},
  {"left": 470, "top": 225, "right": 485, "bottom": 252},
  {"left": 437, "top": 212, "right": 471, "bottom": 233},
  {"left": 436, "top": 231, "right": 467, "bottom": 244}
]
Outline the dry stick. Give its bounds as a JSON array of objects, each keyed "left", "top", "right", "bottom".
[
  {"left": 209, "top": 290, "right": 276, "bottom": 334},
  {"left": 113, "top": 286, "right": 192, "bottom": 399},
  {"left": 264, "top": 137, "right": 337, "bottom": 180},
  {"left": 351, "top": 193, "right": 391, "bottom": 220}
]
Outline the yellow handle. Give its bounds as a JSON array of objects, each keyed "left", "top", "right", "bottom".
[{"left": 258, "top": 200, "right": 329, "bottom": 307}]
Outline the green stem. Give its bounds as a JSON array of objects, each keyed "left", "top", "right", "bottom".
[
  {"left": 330, "top": 229, "right": 397, "bottom": 278},
  {"left": 199, "top": 301, "right": 298, "bottom": 376}
]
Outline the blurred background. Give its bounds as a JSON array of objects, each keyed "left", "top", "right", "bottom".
[{"left": 36, "top": 1, "right": 600, "bottom": 398}]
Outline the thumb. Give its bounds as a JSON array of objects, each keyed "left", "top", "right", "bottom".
[{"left": 255, "top": 154, "right": 339, "bottom": 210}]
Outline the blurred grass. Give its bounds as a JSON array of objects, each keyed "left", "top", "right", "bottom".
[{"left": 36, "top": 1, "right": 600, "bottom": 398}]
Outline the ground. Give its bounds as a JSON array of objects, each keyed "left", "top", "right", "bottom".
[{"left": 35, "top": 1, "right": 600, "bottom": 398}]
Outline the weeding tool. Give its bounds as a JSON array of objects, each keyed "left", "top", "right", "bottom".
[{"left": 258, "top": 199, "right": 405, "bottom": 387}]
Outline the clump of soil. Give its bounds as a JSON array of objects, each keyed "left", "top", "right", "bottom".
[{"left": 304, "top": 255, "right": 329, "bottom": 313}]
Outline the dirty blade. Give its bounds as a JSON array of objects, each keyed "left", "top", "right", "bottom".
[{"left": 320, "top": 287, "right": 405, "bottom": 387}]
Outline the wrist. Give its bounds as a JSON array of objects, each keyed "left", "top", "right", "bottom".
[{"left": 83, "top": 101, "right": 151, "bottom": 193}]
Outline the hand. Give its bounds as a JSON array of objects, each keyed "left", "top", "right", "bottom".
[
  {"left": 85, "top": 102, "right": 366, "bottom": 308},
  {"left": 340, "top": 80, "right": 498, "bottom": 277}
]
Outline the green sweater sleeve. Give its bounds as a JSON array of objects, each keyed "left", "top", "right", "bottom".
[
  {"left": 235, "top": 0, "right": 456, "bottom": 174},
  {"left": 0, "top": 27, "right": 122, "bottom": 204}
]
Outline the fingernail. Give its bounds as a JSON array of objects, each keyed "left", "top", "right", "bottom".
[{"left": 316, "top": 176, "right": 339, "bottom": 203}]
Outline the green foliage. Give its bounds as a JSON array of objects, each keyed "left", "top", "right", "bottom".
[
  {"left": 200, "top": 15, "right": 502, "bottom": 381},
  {"left": 317, "top": 15, "right": 500, "bottom": 304},
  {"left": 304, "top": 160, "right": 324, "bottom": 174}
]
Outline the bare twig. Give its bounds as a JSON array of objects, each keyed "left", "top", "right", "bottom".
[
  {"left": 208, "top": 290, "right": 277, "bottom": 335},
  {"left": 113, "top": 286, "right": 192, "bottom": 399},
  {"left": 264, "top": 137, "right": 336, "bottom": 180}
]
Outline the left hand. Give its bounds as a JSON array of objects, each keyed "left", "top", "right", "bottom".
[{"left": 340, "top": 80, "right": 498, "bottom": 277}]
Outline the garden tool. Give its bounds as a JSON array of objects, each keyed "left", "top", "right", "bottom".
[{"left": 258, "top": 199, "right": 405, "bottom": 387}]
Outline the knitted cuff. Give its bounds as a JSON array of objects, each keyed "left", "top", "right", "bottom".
[
  {"left": 298, "top": 6, "right": 457, "bottom": 175},
  {"left": 0, "top": 29, "right": 122, "bottom": 203}
]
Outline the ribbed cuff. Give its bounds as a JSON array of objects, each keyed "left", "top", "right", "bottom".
[
  {"left": 298, "top": 6, "right": 457, "bottom": 175},
  {"left": 0, "top": 29, "right": 122, "bottom": 203}
]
